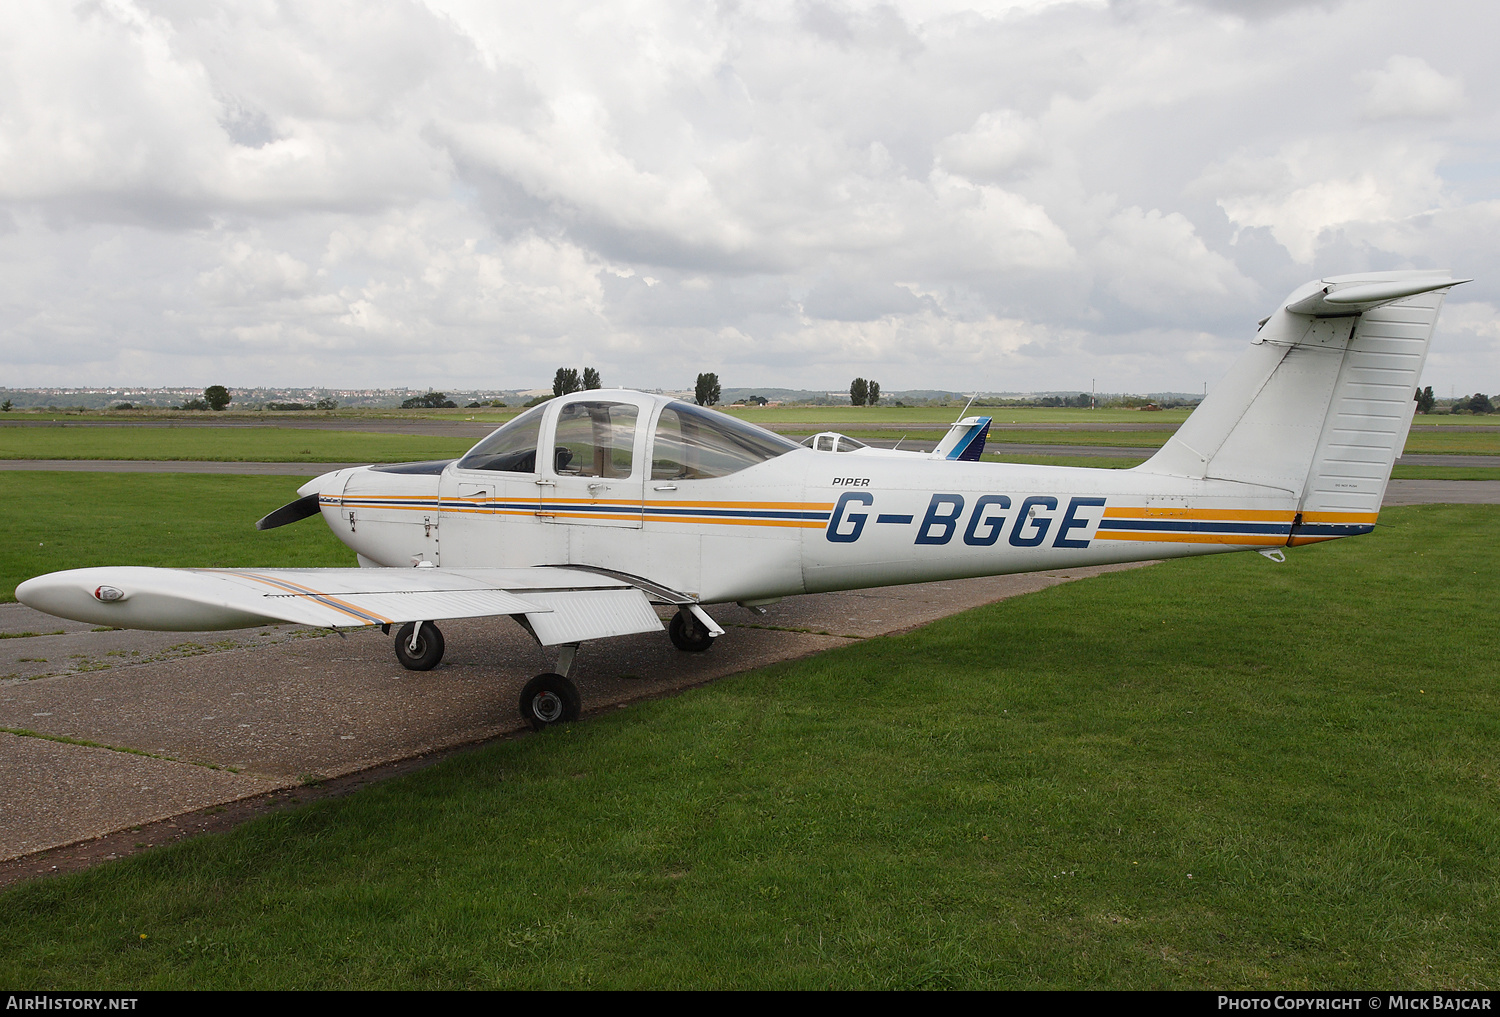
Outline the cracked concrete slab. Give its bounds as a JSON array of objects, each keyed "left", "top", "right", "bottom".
[{"left": 0, "top": 732, "right": 284, "bottom": 860}]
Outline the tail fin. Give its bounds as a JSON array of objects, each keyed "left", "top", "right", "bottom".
[
  {"left": 1137, "top": 271, "right": 1467, "bottom": 537},
  {"left": 931, "top": 416, "right": 992, "bottom": 461}
]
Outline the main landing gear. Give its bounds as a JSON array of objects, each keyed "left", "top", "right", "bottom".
[
  {"left": 668, "top": 608, "right": 714, "bottom": 652},
  {"left": 393, "top": 621, "right": 445, "bottom": 671},
  {"left": 389, "top": 606, "right": 724, "bottom": 732}
]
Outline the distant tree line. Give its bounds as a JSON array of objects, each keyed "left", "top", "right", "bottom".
[
  {"left": 552, "top": 367, "right": 603, "bottom": 397},
  {"left": 849, "top": 378, "right": 881, "bottom": 406},
  {"left": 174, "top": 386, "right": 234, "bottom": 411},
  {"left": 402, "top": 391, "right": 456, "bottom": 409}
]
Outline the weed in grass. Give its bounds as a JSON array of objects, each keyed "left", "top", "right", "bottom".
[
  {"left": 0, "top": 726, "right": 204, "bottom": 767},
  {"left": 729, "top": 622, "right": 861, "bottom": 638},
  {"left": 0, "top": 630, "right": 64, "bottom": 639}
]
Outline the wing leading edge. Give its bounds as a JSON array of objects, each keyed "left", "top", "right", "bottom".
[{"left": 14, "top": 566, "right": 664, "bottom": 646}]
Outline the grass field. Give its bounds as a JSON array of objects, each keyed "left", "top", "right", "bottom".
[
  {"left": 718, "top": 405, "right": 1194, "bottom": 426},
  {"left": 0, "top": 504, "right": 1496, "bottom": 988},
  {"left": 5, "top": 407, "right": 1500, "bottom": 461},
  {"left": 0, "top": 427, "right": 475, "bottom": 463},
  {"left": 0, "top": 474, "right": 354, "bottom": 600}
]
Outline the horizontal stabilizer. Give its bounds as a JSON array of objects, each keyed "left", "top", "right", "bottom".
[{"left": 1285, "top": 275, "right": 1471, "bottom": 316}]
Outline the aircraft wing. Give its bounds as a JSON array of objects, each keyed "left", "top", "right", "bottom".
[{"left": 15, "top": 566, "right": 665, "bottom": 646}]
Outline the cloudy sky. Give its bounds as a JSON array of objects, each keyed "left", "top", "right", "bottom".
[{"left": 1, "top": 0, "right": 1496, "bottom": 395}]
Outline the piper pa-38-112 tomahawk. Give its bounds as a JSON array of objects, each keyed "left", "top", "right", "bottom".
[{"left": 17, "top": 270, "right": 1467, "bottom": 729}]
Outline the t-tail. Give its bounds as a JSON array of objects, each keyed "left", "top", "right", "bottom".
[{"left": 1135, "top": 270, "right": 1469, "bottom": 542}]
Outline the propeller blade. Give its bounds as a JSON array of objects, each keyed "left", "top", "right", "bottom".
[{"left": 256, "top": 494, "right": 322, "bottom": 531}]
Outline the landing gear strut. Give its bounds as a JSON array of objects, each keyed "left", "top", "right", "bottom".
[
  {"left": 519, "top": 643, "right": 582, "bottom": 730},
  {"left": 394, "top": 621, "right": 444, "bottom": 671}
]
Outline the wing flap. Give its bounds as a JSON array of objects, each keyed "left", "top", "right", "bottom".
[{"left": 518, "top": 589, "right": 664, "bottom": 645}]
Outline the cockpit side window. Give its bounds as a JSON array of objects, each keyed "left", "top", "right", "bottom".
[
  {"left": 651, "top": 401, "right": 801, "bottom": 479},
  {"left": 456, "top": 403, "right": 547, "bottom": 472},
  {"left": 552, "top": 401, "right": 638, "bottom": 478}
]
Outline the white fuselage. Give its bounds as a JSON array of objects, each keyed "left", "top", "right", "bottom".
[{"left": 311, "top": 392, "right": 1325, "bottom": 605}]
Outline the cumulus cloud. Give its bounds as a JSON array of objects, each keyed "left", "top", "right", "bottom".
[
  {"left": 935, "top": 110, "right": 1047, "bottom": 182},
  {"left": 0, "top": 0, "right": 1495, "bottom": 395},
  {"left": 1094, "top": 206, "right": 1257, "bottom": 312},
  {"left": 1201, "top": 139, "right": 1448, "bottom": 263},
  {"left": 1360, "top": 55, "right": 1465, "bottom": 120}
]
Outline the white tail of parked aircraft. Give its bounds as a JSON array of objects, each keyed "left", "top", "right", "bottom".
[
  {"left": 1138, "top": 270, "right": 1462, "bottom": 543},
  {"left": 17, "top": 270, "right": 1467, "bottom": 729}
]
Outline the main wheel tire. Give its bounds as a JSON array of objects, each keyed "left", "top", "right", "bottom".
[
  {"left": 519, "top": 673, "right": 582, "bottom": 731},
  {"left": 669, "top": 611, "right": 714, "bottom": 652},
  {"left": 394, "top": 621, "right": 445, "bottom": 671}
]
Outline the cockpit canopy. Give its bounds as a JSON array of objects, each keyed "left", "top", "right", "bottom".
[
  {"left": 455, "top": 397, "right": 801, "bottom": 479},
  {"left": 800, "top": 432, "right": 868, "bottom": 453}
]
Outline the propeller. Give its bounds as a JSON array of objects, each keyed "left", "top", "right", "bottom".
[{"left": 256, "top": 494, "right": 322, "bottom": 531}]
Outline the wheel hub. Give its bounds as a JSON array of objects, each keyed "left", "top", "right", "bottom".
[{"left": 532, "top": 691, "right": 563, "bottom": 723}]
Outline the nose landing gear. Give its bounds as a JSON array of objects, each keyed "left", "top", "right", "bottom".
[
  {"left": 519, "top": 673, "right": 582, "bottom": 730},
  {"left": 520, "top": 642, "right": 583, "bottom": 731}
]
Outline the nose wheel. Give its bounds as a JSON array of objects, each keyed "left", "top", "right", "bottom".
[
  {"left": 519, "top": 673, "right": 582, "bottom": 730},
  {"left": 394, "top": 621, "right": 445, "bottom": 670}
]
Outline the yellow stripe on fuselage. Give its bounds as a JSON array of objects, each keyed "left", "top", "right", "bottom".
[{"left": 1102, "top": 506, "right": 1296, "bottom": 522}]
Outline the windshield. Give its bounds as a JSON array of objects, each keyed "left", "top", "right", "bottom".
[
  {"left": 456, "top": 403, "right": 548, "bottom": 472},
  {"left": 651, "top": 402, "right": 801, "bottom": 479},
  {"left": 801, "top": 433, "right": 868, "bottom": 452}
]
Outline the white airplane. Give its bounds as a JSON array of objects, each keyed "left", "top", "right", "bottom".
[
  {"left": 801, "top": 412, "right": 992, "bottom": 460},
  {"left": 17, "top": 270, "right": 1466, "bottom": 730}
]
